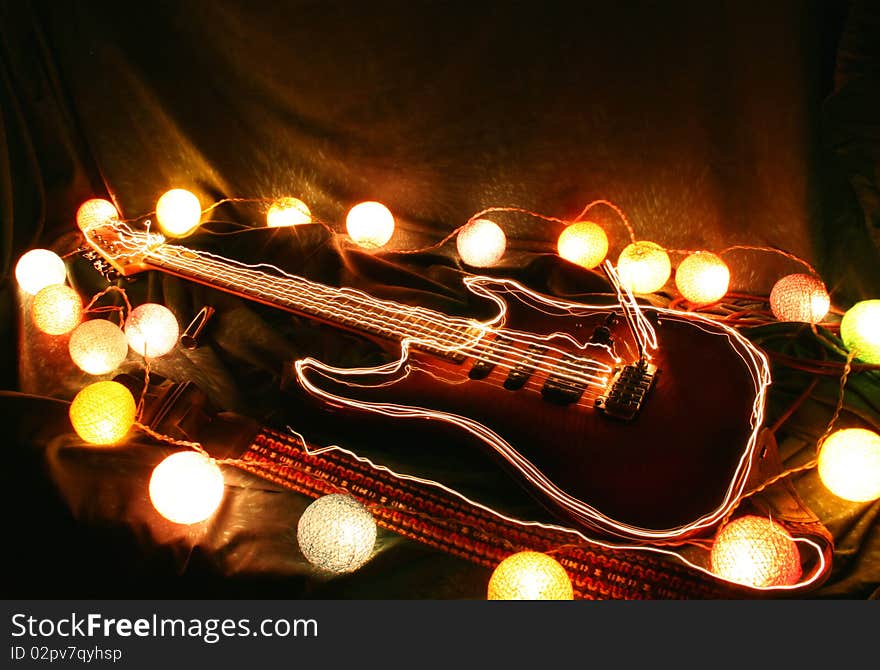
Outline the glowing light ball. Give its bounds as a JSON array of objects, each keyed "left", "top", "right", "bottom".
[
  {"left": 76, "top": 198, "right": 119, "bottom": 231},
  {"left": 124, "top": 303, "right": 179, "bottom": 358},
  {"left": 31, "top": 284, "right": 83, "bottom": 335},
  {"left": 840, "top": 300, "right": 880, "bottom": 365},
  {"left": 456, "top": 218, "right": 507, "bottom": 267},
  {"left": 69, "top": 380, "right": 137, "bottom": 446},
  {"left": 818, "top": 428, "right": 880, "bottom": 503},
  {"left": 15, "top": 249, "right": 67, "bottom": 296},
  {"left": 267, "top": 197, "right": 312, "bottom": 227},
  {"left": 709, "top": 515, "right": 801, "bottom": 588},
  {"left": 674, "top": 251, "right": 730, "bottom": 304},
  {"left": 487, "top": 551, "right": 573, "bottom": 600},
  {"left": 149, "top": 451, "right": 225, "bottom": 525},
  {"left": 769, "top": 273, "right": 830, "bottom": 324},
  {"left": 557, "top": 221, "right": 608, "bottom": 269},
  {"left": 68, "top": 319, "right": 129, "bottom": 375},
  {"left": 617, "top": 241, "right": 672, "bottom": 294},
  {"left": 155, "top": 188, "right": 202, "bottom": 238},
  {"left": 297, "top": 494, "right": 377, "bottom": 573},
  {"left": 345, "top": 201, "right": 395, "bottom": 249}
]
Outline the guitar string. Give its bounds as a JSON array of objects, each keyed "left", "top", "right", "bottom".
[{"left": 149, "top": 245, "right": 617, "bottom": 388}]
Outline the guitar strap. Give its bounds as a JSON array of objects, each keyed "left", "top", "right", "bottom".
[{"left": 132, "top": 374, "right": 835, "bottom": 599}]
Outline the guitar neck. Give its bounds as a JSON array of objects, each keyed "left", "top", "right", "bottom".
[{"left": 144, "top": 243, "right": 475, "bottom": 355}]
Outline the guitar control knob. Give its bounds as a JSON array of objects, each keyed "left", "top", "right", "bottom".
[{"left": 589, "top": 314, "right": 618, "bottom": 346}]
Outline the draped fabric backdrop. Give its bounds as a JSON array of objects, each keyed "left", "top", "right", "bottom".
[{"left": 1, "top": 1, "right": 879, "bottom": 598}]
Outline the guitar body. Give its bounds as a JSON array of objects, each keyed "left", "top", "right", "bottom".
[{"left": 294, "top": 277, "right": 768, "bottom": 541}]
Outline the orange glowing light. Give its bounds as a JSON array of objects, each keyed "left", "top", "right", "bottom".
[
  {"left": 69, "top": 380, "right": 137, "bottom": 446},
  {"left": 818, "top": 428, "right": 880, "bottom": 503},
  {"left": 616, "top": 241, "right": 671, "bottom": 294},
  {"left": 156, "top": 188, "right": 202, "bottom": 238},
  {"left": 456, "top": 218, "right": 506, "bottom": 267},
  {"left": 674, "top": 251, "right": 730, "bottom": 304},
  {"left": 149, "top": 451, "right": 225, "bottom": 524},
  {"left": 345, "top": 201, "right": 395, "bottom": 249},
  {"left": 267, "top": 197, "right": 312, "bottom": 227},
  {"left": 76, "top": 198, "right": 119, "bottom": 232},
  {"left": 557, "top": 222, "right": 608, "bottom": 269},
  {"left": 710, "top": 515, "right": 801, "bottom": 588},
  {"left": 487, "top": 551, "right": 573, "bottom": 600},
  {"left": 31, "top": 284, "right": 83, "bottom": 335}
]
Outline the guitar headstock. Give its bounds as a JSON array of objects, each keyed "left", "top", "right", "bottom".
[{"left": 78, "top": 215, "right": 165, "bottom": 278}]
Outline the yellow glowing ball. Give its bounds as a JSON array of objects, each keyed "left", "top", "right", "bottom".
[
  {"left": 155, "top": 188, "right": 202, "bottom": 238},
  {"left": 124, "top": 303, "right": 179, "bottom": 358},
  {"left": 487, "top": 551, "right": 574, "bottom": 600},
  {"left": 769, "top": 273, "right": 830, "bottom": 324},
  {"left": 674, "top": 251, "right": 730, "bottom": 305},
  {"left": 31, "top": 284, "right": 83, "bottom": 335},
  {"left": 267, "top": 197, "right": 312, "bottom": 227},
  {"left": 69, "top": 380, "right": 137, "bottom": 446},
  {"left": 76, "top": 198, "right": 119, "bottom": 232},
  {"left": 617, "top": 241, "right": 672, "bottom": 294},
  {"left": 557, "top": 221, "right": 609, "bottom": 269},
  {"left": 15, "top": 248, "right": 67, "bottom": 296},
  {"left": 840, "top": 300, "right": 880, "bottom": 365},
  {"left": 456, "top": 218, "right": 507, "bottom": 267},
  {"left": 68, "top": 319, "right": 129, "bottom": 375},
  {"left": 817, "top": 428, "right": 880, "bottom": 503},
  {"left": 149, "top": 451, "right": 225, "bottom": 525},
  {"left": 709, "top": 515, "right": 801, "bottom": 588},
  {"left": 345, "top": 201, "right": 395, "bottom": 249},
  {"left": 297, "top": 494, "right": 377, "bottom": 573}
]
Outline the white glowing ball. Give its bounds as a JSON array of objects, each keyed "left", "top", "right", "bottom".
[
  {"left": 456, "top": 218, "right": 507, "bottom": 267},
  {"left": 267, "top": 197, "right": 312, "bottom": 227},
  {"left": 840, "top": 300, "right": 880, "bottom": 365},
  {"left": 124, "top": 303, "right": 179, "bottom": 358},
  {"left": 149, "top": 451, "right": 225, "bottom": 525},
  {"left": 155, "top": 188, "right": 202, "bottom": 238},
  {"left": 345, "top": 201, "right": 395, "bottom": 249},
  {"left": 769, "top": 273, "right": 830, "bottom": 324},
  {"left": 557, "top": 221, "right": 609, "bottom": 269},
  {"left": 68, "top": 319, "right": 129, "bottom": 375},
  {"left": 487, "top": 551, "right": 574, "bottom": 600},
  {"left": 617, "top": 241, "right": 672, "bottom": 294},
  {"left": 709, "top": 516, "right": 801, "bottom": 588},
  {"left": 15, "top": 249, "right": 67, "bottom": 295},
  {"left": 69, "top": 380, "right": 137, "bottom": 446},
  {"left": 818, "top": 428, "right": 880, "bottom": 503},
  {"left": 32, "top": 284, "right": 83, "bottom": 335},
  {"left": 76, "top": 198, "right": 119, "bottom": 232},
  {"left": 297, "top": 494, "right": 377, "bottom": 573},
  {"left": 674, "top": 251, "right": 730, "bottom": 305}
]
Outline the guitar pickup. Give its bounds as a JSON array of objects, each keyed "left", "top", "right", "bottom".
[
  {"left": 595, "top": 361, "right": 658, "bottom": 420},
  {"left": 541, "top": 354, "right": 587, "bottom": 404},
  {"left": 503, "top": 343, "right": 545, "bottom": 390}
]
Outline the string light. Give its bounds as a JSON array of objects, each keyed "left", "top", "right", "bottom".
[
  {"left": 616, "top": 241, "right": 671, "bottom": 294},
  {"left": 456, "top": 218, "right": 506, "bottom": 267},
  {"left": 556, "top": 221, "right": 608, "bottom": 269},
  {"left": 840, "top": 299, "right": 880, "bottom": 365},
  {"left": 69, "top": 380, "right": 137, "bottom": 446},
  {"left": 156, "top": 188, "right": 203, "bottom": 238},
  {"left": 487, "top": 551, "right": 573, "bottom": 600},
  {"left": 76, "top": 198, "right": 119, "bottom": 232},
  {"left": 14, "top": 249, "right": 67, "bottom": 296},
  {"left": 149, "top": 451, "right": 225, "bottom": 524},
  {"left": 124, "top": 303, "right": 180, "bottom": 358},
  {"left": 345, "top": 201, "right": 395, "bottom": 249},
  {"left": 769, "top": 273, "right": 830, "bottom": 324},
  {"left": 31, "top": 284, "right": 83, "bottom": 335},
  {"left": 68, "top": 319, "right": 129, "bottom": 375},
  {"left": 817, "top": 428, "right": 880, "bottom": 503},
  {"left": 297, "top": 494, "right": 377, "bottom": 573},
  {"left": 674, "top": 251, "right": 730, "bottom": 305},
  {"left": 267, "top": 197, "right": 312, "bottom": 227},
  {"left": 709, "top": 516, "right": 801, "bottom": 588}
]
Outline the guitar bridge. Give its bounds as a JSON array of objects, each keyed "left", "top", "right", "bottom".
[{"left": 594, "top": 361, "right": 658, "bottom": 421}]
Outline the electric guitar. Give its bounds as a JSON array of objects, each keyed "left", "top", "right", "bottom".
[{"left": 80, "top": 218, "right": 770, "bottom": 542}]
